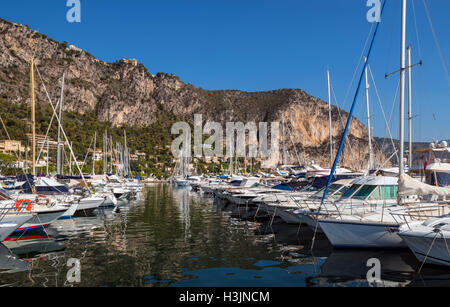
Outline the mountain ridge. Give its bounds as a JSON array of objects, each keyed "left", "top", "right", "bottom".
[{"left": 0, "top": 17, "right": 386, "bottom": 169}]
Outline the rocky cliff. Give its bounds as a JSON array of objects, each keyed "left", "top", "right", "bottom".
[{"left": 0, "top": 18, "right": 386, "bottom": 170}]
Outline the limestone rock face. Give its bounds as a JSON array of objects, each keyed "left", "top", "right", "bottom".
[{"left": 0, "top": 18, "right": 386, "bottom": 170}]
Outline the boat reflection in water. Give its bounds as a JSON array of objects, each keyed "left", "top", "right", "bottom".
[
  {"left": 0, "top": 244, "right": 29, "bottom": 274},
  {"left": 316, "top": 250, "right": 416, "bottom": 287},
  {"left": 3, "top": 234, "right": 65, "bottom": 259}
]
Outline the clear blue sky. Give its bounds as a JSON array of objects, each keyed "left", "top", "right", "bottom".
[{"left": 1, "top": 0, "right": 449, "bottom": 142}]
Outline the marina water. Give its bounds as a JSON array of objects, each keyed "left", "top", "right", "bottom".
[{"left": 0, "top": 184, "right": 448, "bottom": 287}]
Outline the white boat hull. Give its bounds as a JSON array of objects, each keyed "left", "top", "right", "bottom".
[
  {"left": 18, "top": 210, "right": 66, "bottom": 232},
  {"left": 319, "top": 219, "right": 406, "bottom": 249},
  {"left": 74, "top": 197, "right": 104, "bottom": 214},
  {"left": 400, "top": 233, "right": 450, "bottom": 266},
  {"left": 0, "top": 215, "right": 34, "bottom": 241}
]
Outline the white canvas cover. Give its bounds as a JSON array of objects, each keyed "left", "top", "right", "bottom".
[{"left": 398, "top": 173, "right": 450, "bottom": 197}]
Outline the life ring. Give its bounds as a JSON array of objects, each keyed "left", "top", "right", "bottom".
[
  {"left": 15, "top": 199, "right": 32, "bottom": 211},
  {"left": 35, "top": 195, "right": 49, "bottom": 206},
  {"left": 15, "top": 199, "right": 24, "bottom": 211}
]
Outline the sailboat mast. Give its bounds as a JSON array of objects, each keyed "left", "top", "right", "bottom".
[
  {"left": 69, "top": 141, "right": 73, "bottom": 175},
  {"left": 407, "top": 46, "right": 413, "bottom": 170},
  {"left": 46, "top": 138, "right": 49, "bottom": 175},
  {"left": 57, "top": 73, "right": 65, "bottom": 174},
  {"left": 399, "top": 0, "right": 407, "bottom": 176},
  {"left": 327, "top": 69, "right": 333, "bottom": 166},
  {"left": 124, "top": 130, "right": 127, "bottom": 177},
  {"left": 229, "top": 146, "right": 233, "bottom": 176},
  {"left": 364, "top": 57, "right": 374, "bottom": 169},
  {"left": 110, "top": 135, "right": 113, "bottom": 174},
  {"left": 30, "top": 59, "right": 36, "bottom": 177},
  {"left": 104, "top": 130, "right": 107, "bottom": 175},
  {"left": 282, "top": 114, "right": 286, "bottom": 166},
  {"left": 92, "top": 131, "right": 96, "bottom": 176}
]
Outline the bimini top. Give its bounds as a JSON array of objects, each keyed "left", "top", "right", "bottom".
[{"left": 350, "top": 176, "right": 398, "bottom": 186}]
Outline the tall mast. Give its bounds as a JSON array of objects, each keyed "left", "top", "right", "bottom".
[
  {"left": 327, "top": 69, "right": 333, "bottom": 166},
  {"left": 399, "top": 0, "right": 407, "bottom": 176},
  {"left": 69, "top": 141, "right": 73, "bottom": 175},
  {"left": 30, "top": 59, "right": 36, "bottom": 177},
  {"left": 407, "top": 46, "right": 413, "bottom": 170},
  {"left": 124, "top": 130, "right": 127, "bottom": 177},
  {"left": 110, "top": 135, "right": 113, "bottom": 174},
  {"left": 229, "top": 146, "right": 233, "bottom": 176},
  {"left": 282, "top": 114, "right": 286, "bottom": 166},
  {"left": 92, "top": 131, "right": 96, "bottom": 176},
  {"left": 364, "top": 57, "right": 374, "bottom": 170},
  {"left": 104, "top": 130, "right": 107, "bottom": 175},
  {"left": 46, "top": 138, "right": 49, "bottom": 175},
  {"left": 57, "top": 73, "right": 65, "bottom": 174}
]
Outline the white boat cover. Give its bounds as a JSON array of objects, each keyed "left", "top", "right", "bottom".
[{"left": 398, "top": 173, "right": 450, "bottom": 197}]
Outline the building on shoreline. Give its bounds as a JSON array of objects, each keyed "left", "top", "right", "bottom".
[{"left": 0, "top": 140, "right": 25, "bottom": 154}]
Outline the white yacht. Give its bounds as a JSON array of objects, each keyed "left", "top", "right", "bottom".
[
  {"left": 398, "top": 215, "right": 450, "bottom": 267},
  {"left": 318, "top": 174, "right": 450, "bottom": 249}
]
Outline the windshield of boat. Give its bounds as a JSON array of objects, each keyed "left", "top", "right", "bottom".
[
  {"left": 340, "top": 184, "right": 376, "bottom": 200},
  {"left": 313, "top": 184, "right": 347, "bottom": 199},
  {"left": 351, "top": 185, "right": 377, "bottom": 200},
  {"left": 339, "top": 184, "right": 398, "bottom": 200}
]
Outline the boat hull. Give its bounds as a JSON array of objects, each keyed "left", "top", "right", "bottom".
[
  {"left": 319, "top": 219, "right": 406, "bottom": 249},
  {"left": 15, "top": 210, "right": 66, "bottom": 233},
  {"left": 72, "top": 197, "right": 104, "bottom": 216},
  {"left": 399, "top": 233, "right": 450, "bottom": 267},
  {"left": 0, "top": 215, "right": 34, "bottom": 241}
]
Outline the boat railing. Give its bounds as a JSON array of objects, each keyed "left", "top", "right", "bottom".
[
  {"left": 0, "top": 203, "right": 37, "bottom": 220},
  {"left": 309, "top": 198, "right": 392, "bottom": 222},
  {"left": 390, "top": 202, "right": 450, "bottom": 229}
]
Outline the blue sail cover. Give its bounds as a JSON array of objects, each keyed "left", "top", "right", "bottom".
[
  {"left": 7, "top": 175, "right": 69, "bottom": 195},
  {"left": 4, "top": 174, "right": 34, "bottom": 192},
  {"left": 430, "top": 171, "right": 450, "bottom": 187}
]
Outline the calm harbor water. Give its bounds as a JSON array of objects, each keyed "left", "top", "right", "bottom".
[{"left": 0, "top": 184, "right": 449, "bottom": 287}]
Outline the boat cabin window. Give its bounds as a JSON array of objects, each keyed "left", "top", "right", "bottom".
[
  {"left": 380, "top": 185, "right": 398, "bottom": 199},
  {"left": 340, "top": 184, "right": 361, "bottom": 199},
  {"left": 352, "top": 185, "right": 377, "bottom": 200},
  {"left": 335, "top": 186, "right": 350, "bottom": 198},
  {"left": 367, "top": 185, "right": 398, "bottom": 200}
]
